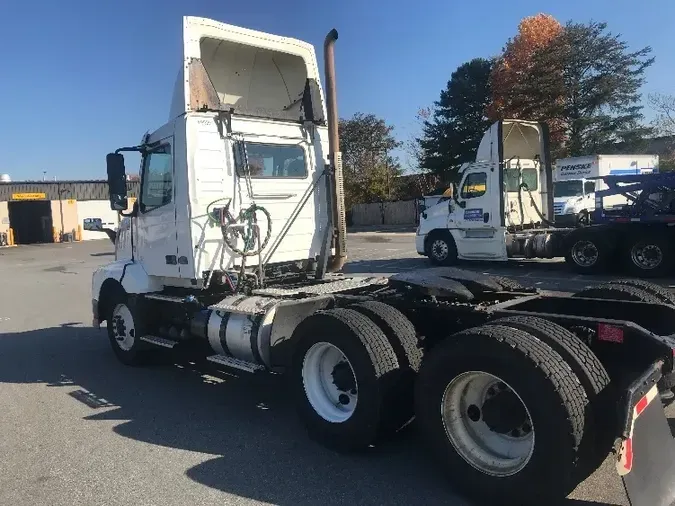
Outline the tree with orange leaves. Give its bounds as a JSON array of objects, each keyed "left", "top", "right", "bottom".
[
  {"left": 488, "top": 14, "right": 563, "bottom": 142},
  {"left": 490, "top": 15, "right": 654, "bottom": 157}
]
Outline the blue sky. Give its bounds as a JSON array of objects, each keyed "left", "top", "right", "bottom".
[{"left": 1, "top": 0, "right": 673, "bottom": 180}]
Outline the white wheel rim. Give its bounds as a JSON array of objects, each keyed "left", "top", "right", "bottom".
[
  {"left": 111, "top": 303, "right": 135, "bottom": 351},
  {"left": 441, "top": 371, "right": 535, "bottom": 477},
  {"left": 302, "top": 342, "right": 358, "bottom": 423}
]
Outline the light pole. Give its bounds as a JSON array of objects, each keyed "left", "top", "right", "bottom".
[{"left": 58, "top": 184, "right": 68, "bottom": 243}]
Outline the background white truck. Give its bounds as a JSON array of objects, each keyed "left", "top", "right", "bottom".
[
  {"left": 553, "top": 154, "right": 659, "bottom": 226},
  {"left": 416, "top": 125, "right": 675, "bottom": 277},
  {"left": 91, "top": 16, "right": 675, "bottom": 506}
]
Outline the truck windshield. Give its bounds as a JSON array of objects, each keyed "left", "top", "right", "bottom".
[{"left": 554, "top": 180, "right": 584, "bottom": 198}]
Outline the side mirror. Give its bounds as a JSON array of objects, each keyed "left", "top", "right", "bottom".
[{"left": 106, "top": 153, "right": 128, "bottom": 211}]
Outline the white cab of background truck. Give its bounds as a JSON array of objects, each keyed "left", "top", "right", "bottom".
[
  {"left": 553, "top": 154, "right": 659, "bottom": 226},
  {"left": 416, "top": 119, "right": 551, "bottom": 262}
]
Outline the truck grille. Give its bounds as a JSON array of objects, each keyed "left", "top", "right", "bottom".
[{"left": 554, "top": 202, "right": 565, "bottom": 215}]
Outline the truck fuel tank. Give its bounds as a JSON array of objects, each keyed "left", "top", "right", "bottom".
[{"left": 191, "top": 295, "right": 281, "bottom": 368}]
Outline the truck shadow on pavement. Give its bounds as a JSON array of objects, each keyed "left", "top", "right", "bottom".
[{"left": 0, "top": 325, "right": 629, "bottom": 506}]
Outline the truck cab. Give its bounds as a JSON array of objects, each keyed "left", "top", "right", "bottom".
[
  {"left": 416, "top": 119, "right": 553, "bottom": 264},
  {"left": 553, "top": 177, "right": 597, "bottom": 227},
  {"left": 93, "top": 17, "right": 347, "bottom": 303}
]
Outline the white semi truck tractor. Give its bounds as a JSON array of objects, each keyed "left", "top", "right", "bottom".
[
  {"left": 416, "top": 123, "right": 675, "bottom": 277},
  {"left": 92, "top": 16, "right": 675, "bottom": 506}
]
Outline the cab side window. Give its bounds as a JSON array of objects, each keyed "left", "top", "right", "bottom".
[
  {"left": 140, "top": 144, "right": 173, "bottom": 212},
  {"left": 460, "top": 172, "right": 487, "bottom": 199}
]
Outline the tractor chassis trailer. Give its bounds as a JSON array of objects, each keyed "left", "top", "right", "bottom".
[
  {"left": 94, "top": 267, "right": 675, "bottom": 506},
  {"left": 92, "top": 17, "right": 675, "bottom": 506}
]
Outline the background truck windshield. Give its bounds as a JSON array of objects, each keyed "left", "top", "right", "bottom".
[{"left": 554, "top": 180, "right": 584, "bottom": 198}]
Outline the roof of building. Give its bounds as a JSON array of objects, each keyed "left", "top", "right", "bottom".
[{"left": 0, "top": 180, "right": 140, "bottom": 202}]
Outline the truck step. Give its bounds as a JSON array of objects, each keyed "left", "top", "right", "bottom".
[
  {"left": 207, "top": 302, "right": 267, "bottom": 315},
  {"left": 206, "top": 355, "right": 265, "bottom": 373},
  {"left": 140, "top": 335, "right": 178, "bottom": 348},
  {"left": 253, "top": 276, "right": 388, "bottom": 297},
  {"left": 207, "top": 294, "right": 280, "bottom": 315}
]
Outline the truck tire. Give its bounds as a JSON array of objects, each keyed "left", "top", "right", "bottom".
[
  {"left": 350, "top": 301, "right": 423, "bottom": 431},
  {"left": 564, "top": 228, "right": 615, "bottom": 274},
  {"left": 572, "top": 283, "right": 662, "bottom": 304},
  {"left": 621, "top": 230, "right": 674, "bottom": 278},
  {"left": 349, "top": 301, "right": 422, "bottom": 372},
  {"left": 290, "top": 308, "right": 403, "bottom": 452},
  {"left": 415, "top": 324, "right": 588, "bottom": 505},
  {"left": 484, "top": 315, "right": 612, "bottom": 474},
  {"left": 106, "top": 292, "right": 152, "bottom": 366},
  {"left": 606, "top": 279, "right": 675, "bottom": 306},
  {"left": 425, "top": 230, "right": 458, "bottom": 266},
  {"left": 484, "top": 316, "right": 610, "bottom": 399}
]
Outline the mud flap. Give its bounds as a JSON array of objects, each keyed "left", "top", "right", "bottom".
[{"left": 617, "top": 372, "right": 675, "bottom": 506}]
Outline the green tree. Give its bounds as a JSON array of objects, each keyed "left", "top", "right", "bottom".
[
  {"left": 418, "top": 58, "right": 494, "bottom": 182},
  {"left": 339, "top": 112, "right": 402, "bottom": 208},
  {"left": 516, "top": 21, "right": 654, "bottom": 157}
]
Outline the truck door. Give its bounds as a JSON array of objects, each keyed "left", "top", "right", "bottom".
[
  {"left": 136, "top": 137, "right": 180, "bottom": 278},
  {"left": 452, "top": 164, "right": 507, "bottom": 260}
]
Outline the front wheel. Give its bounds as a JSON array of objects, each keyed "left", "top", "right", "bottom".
[
  {"left": 425, "top": 231, "right": 458, "bottom": 266},
  {"left": 415, "top": 324, "right": 588, "bottom": 505},
  {"left": 106, "top": 293, "right": 152, "bottom": 366}
]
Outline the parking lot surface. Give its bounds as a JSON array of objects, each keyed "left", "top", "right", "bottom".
[{"left": 1, "top": 235, "right": 674, "bottom": 506}]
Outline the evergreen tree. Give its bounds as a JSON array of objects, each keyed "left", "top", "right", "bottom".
[{"left": 419, "top": 58, "right": 494, "bottom": 181}]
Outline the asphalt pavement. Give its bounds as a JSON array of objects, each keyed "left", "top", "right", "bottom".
[
  {"left": 343, "top": 229, "right": 675, "bottom": 293},
  {"left": 1, "top": 235, "right": 674, "bottom": 506}
]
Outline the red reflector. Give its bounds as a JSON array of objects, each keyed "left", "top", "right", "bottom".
[
  {"left": 635, "top": 394, "right": 649, "bottom": 417},
  {"left": 597, "top": 323, "right": 624, "bottom": 343},
  {"left": 623, "top": 438, "right": 633, "bottom": 472}
]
